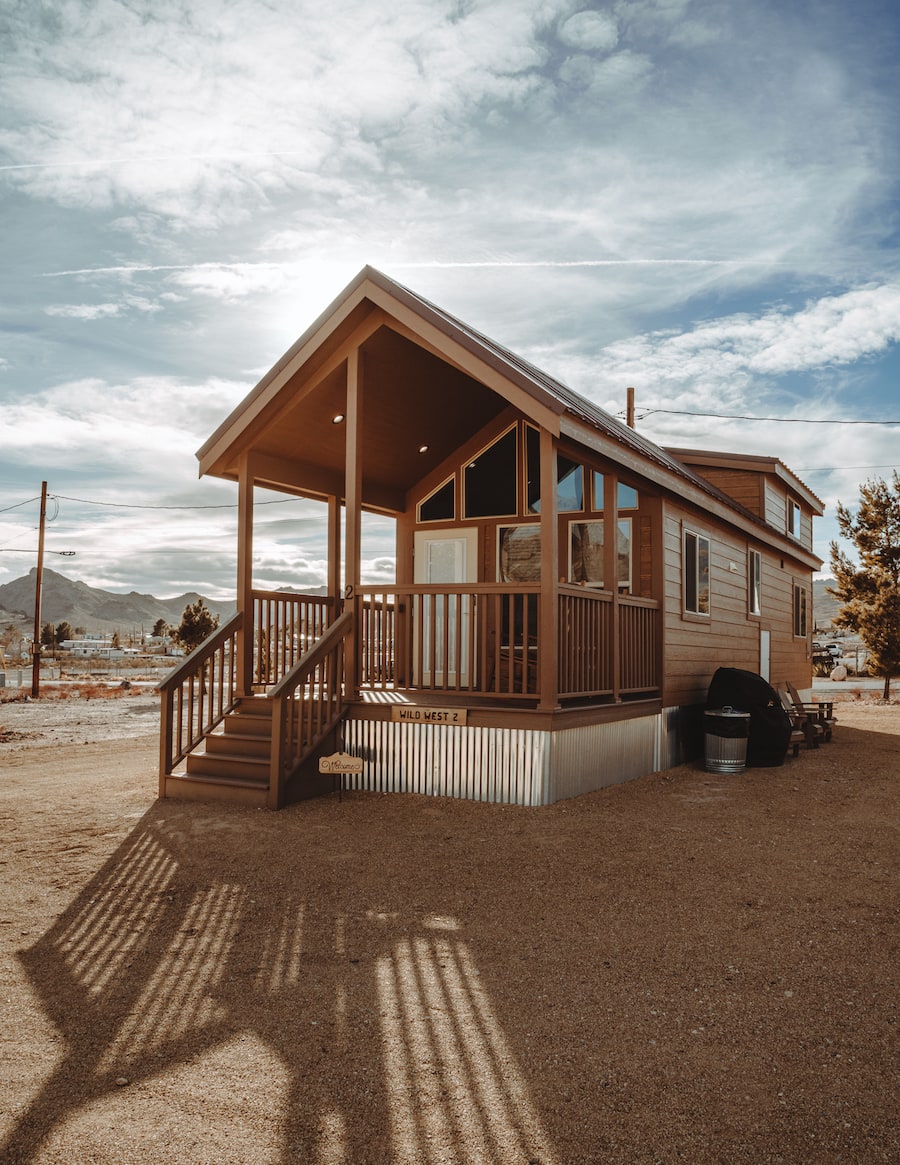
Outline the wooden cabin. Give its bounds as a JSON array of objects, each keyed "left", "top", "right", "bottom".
[{"left": 159, "top": 267, "right": 824, "bottom": 808}]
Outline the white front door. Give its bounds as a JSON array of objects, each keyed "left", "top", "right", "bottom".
[{"left": 413, "top": 528, "right": 478, "bottom": 687}]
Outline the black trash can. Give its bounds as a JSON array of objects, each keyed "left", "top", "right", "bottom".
[
  {"left": 704, "top": 707, "right": 751, "bottom": 774},
  {"left": 706, "top": 667, "right": 793, "bottom": 767}
]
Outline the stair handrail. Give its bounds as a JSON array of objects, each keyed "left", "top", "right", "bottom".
[
  {"left": 158, "top": 612, "right": 243, "bottom": 786},
  {"left": 268, "top": 610, "right": 353, "bottom": 809}
]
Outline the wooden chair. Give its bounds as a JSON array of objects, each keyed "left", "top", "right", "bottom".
[
  {"left": 786, "top": 680, "right": 836, "bottom": 742},
  {"left": 777, "top": 686, "right": 823, "bottom": 752}
]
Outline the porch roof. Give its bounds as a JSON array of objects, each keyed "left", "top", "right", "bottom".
[
  {"left": 196, "top": 267, "right": 712, "bottom": 511},
  {"left": 195, "top": 267, "right": 821, "bottom": 565}
]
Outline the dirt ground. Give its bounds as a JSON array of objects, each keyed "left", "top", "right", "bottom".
[{"left": 0, "top": 692, "right": 897, "bottom": 1164}]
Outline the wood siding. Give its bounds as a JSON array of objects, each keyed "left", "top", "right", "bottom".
[
  {"left": 661, "top": 503, "right": 812, "bottom": 708},
  {"left": 687, "top": 467, "right": 764, "bottom": 516}
]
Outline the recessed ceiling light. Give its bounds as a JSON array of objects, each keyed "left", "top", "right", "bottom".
[
  {"left": 418, "top": 444, "right": 429, "bottom": 454},
  {"left": 332, "top": 413, "right": 345, "bottom": 424}
]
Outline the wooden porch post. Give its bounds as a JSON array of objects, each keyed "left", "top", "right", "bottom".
[
  {"left": 235, "top": 453, "right": 254, "bottom": 697},
  {"left": 327, "top": 494, "right": 342, "bottom": 615},
  {"left": 538, "top": 428, "right": 560, "bottom": 711},
  {"left": 344, "top": 349, "right": 362, "bottom": 695},
  {"left": 608, "top": 475, "right": 621, "bottom": 702}
]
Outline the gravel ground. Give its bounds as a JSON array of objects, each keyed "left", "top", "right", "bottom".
[{"left": 0, "top": 694, "right": 897, "bottom": 1164}]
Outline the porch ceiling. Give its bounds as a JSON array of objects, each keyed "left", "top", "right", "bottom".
[{"left": 224, "top": 323, "right": 508, "bottom": 513}]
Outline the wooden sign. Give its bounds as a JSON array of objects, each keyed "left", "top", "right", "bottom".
[
  {"left": 391, "top": 706, "right": 468, "bottom": 725},
  {"left": 319, "top": 752, "right": 364, "bottom": 774}
]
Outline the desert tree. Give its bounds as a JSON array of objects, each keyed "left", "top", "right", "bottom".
[
  {"left": 151, "top": 617, "right": 168, "bottom": 639},
  {"left": 54, "top": 621, "right": 73, "bottom": 646},
  {"left": 829, "top": 471, "right": 900, "bottom": 699},
  {"left": 173, "top": 598, "right": 219, "bottom": 655}
]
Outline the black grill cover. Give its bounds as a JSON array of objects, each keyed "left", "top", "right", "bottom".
[{"left": 706, "top": 667, "right": 792, "bottom": 767}]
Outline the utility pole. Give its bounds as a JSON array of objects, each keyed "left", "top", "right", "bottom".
[
  {"left": 31, "top": 481, "right": 48, "bottom": 699},
  {"left": 626, "top": 387, "right": 635, "bottom": 429}
]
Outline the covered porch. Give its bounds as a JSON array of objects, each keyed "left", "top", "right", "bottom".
[{"left": 159, "top": 269, "right": 664, "bottom": 808}]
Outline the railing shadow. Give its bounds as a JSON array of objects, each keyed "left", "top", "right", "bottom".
[{"left": 4, "top": 801, "right": 558, "bottom": 1165}]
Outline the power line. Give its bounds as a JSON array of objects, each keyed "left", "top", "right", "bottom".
[
  {"left": 0, "top": 495, "right": 41, "bottom": 514},
  {"left": 633, "top": 408, "right": 900, "bottom": 424},
  {"left": 51, "top": 493, "right": 299, "bottom": 510}
]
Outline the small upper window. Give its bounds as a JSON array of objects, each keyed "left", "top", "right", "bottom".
[
  {"left": 418, "top": 477, "right": 455, "bottom": 522},
  {"left": 788, "top": 499, "right": 801, "bottom": 538},
  {"left": 591, "top": 473, "right": 638, "bottom": 511}
]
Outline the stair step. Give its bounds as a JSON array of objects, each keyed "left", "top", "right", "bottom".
[
  {"left": 170, "top": 768, "right": 268, "bottom": 790},
  {"left": 207, "top": 731, "right": 270, "bottom": 757},
  {"left": 224, "top": 712, "right": 273, "bottom": 737},
  {"left": 233, "top": 698, "right": 273, "bottom": 719},
  {"left": 187, "top": 751, "right": 270, "bottom": 781},
  {"left": 164, "top": 771, "right": 269, "bottom": 808}
]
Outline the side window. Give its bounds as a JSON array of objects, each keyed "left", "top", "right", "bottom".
[
  {"left": 684, "top": 529, "right": 710, "bottom": 615},
  {"left": 788, "top": 499, "right": 801, "bottom": 538},
  {"left": 793, "top": 582, "right": 808, "bottom": 637},
  {"left": 748, "top": 549, "right": 761, "bottom": 616}
]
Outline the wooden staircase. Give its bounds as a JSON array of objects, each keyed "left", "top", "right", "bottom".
[{"left": 164, "top": 698, "right": 273, "bottom": 807}]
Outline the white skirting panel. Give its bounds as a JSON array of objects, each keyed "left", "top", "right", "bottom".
[
  {"left": 341, "top": 720, "right": 550, "bottom": 805},
  {"left": 342, "top": 710, "right": 676, "bottom": 806}
]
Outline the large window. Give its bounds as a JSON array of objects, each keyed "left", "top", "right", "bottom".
[
  {"left": 793, "top": 582, "right": 808, "bottom": 637},
  {"left": 464, "top": 427, "right": 518, "bottom": 518},
  {"left": 498, "top": 524, "right": 541, "bottom": 582},
  {"left": 525, "top": 427, "right": 584, "bottom": 513},
  {"left": 684, "top": 529, "right": 710, "bottom": 615},
  {"left": 748, "top": 549, "right": 761, "bottom": 616},
  {"left": 569, "top": 519, "right": 632, "bottom": 589}
]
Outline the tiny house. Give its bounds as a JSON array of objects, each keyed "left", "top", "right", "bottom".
[{"left": 159, "top": 268, "right": 823, "bottom": 808}]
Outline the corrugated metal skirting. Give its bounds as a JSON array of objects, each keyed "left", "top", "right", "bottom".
[{"left": 341, "top": 711, "right": 674, "bottom": 806}]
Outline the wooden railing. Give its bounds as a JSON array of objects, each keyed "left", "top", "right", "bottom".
[
  {"left": 356, "top": 584, "right": 660, "bottom": 701},
  {"left": 619, "top": 596, "right": 660, "bottom": 693},
  {"left": 356, "top": 586, "right": 541, "bottom": 697},
  {"left": 268, "top": 610, "right": 353, "bottom": 809},
  {"left": 158, "top": 613, "right": 242, "bottom": 788},
  {"left": 558, "top": 588, "right": 614, "bottom": 697},
  {"left": 252, "top": 590, "right": 335, "bottom": 687}
]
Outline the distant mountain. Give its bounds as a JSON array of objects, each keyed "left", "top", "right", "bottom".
[
  {"left": 0, "top": 568, "right": 235, "bottom": 637},
  {"left": 813, "top": 577, "right": 842, "bottom": 630}
]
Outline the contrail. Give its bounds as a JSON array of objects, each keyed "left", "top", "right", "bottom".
[
  {"left": 0, "top": 150, "right": 304, "bottom": 172},
  {"left": 43, "top": 258, "right": 750, "bottom": 278}
]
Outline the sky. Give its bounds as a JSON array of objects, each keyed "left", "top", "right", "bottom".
[{"left": 1, "top": 0, "right": 898, "bottom": 603}]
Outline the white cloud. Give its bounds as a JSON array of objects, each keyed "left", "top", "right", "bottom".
[
  {"left": 44, "top": 294, "right": 163, "bottom": 319},
  {"left": 559, "top": 10, "right": 619, "bottom": 52},
  {"left": 585, "top": 284, "right": 900, "bottom": 398},
  {"left": 45, "top": 302, "right": 122, "bottom": 319}
]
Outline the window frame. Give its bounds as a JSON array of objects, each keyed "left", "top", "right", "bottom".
[
  {"left": 788, "top": 498, "right": 801, "bottom": 539},
  {"left": 497, "top": 523, "right": 542, "bottom": 583},
  {"left": 748, "top": 548, "right": 762, "bottom": 617},
  {"left": 793, "top": 581, "right": 808, "bottom": 638},
  {"left": 683, "top": 527, "right": 711, "bottom": 617}
]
